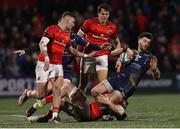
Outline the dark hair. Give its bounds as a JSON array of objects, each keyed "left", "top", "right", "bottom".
[
  {"left": 138, "top": 32, "right": 153, "bottom": 42},
  {"left": 61, "top": 11, "right": 75, "bottom": 19},
  {"left": 97, "top": 4, "right": 111, "bottom": 13}
]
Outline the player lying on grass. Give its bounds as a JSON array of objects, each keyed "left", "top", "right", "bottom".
[
  {"left": 27, "top": 85, "right": 128, "bottom": 122},
  {"left": 91, "top": 32, "right": 160, "bottom": 116}
]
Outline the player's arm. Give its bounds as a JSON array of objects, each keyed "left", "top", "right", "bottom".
[
  {"left": 39, "top": 36, "right": 50, "bottom": 71},
  {"left": 72, "top": 33, "right": 99, "bottom": 50},
  {"left": 77, "top": 29, "right": 85, "bottom": 38},
  {"left": 149, "top": 56, "right": 160, "bottom": 80},
  {"left": 110, "top": 48, "right": 134, "bottom": 59},
  {"left": 13, "top": 45, "right": 39, "bottom": 56},
  {"left": 112, "top": 37, "right": 122, "bottom": 72},
  {"left": 67, "top": 46, "right": 96, "bottom": 58},
  {"left": 97, "top": 94, "right": 125, "bottom": 116},
  {"left": 113, "top": 37, "right": 121, "bottom": 49}
]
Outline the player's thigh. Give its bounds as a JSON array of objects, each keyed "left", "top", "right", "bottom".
[
  {"left": 35, "top": 61, "right": 49, "bottom": 84},
  {"left": 35, "top": 61, "right": 49, "bottom": 96},
  {"left": 50, "top": 76, "right": 64, "bottom": 89},
  {"left": 96, "top": 70, "right": 108, "bottom": 82},
  {"left": 49, "top": 64, "right": 64, "bottom": 88},
  {"left": 95, "top": 55, "right": 108, "bottom": 81},
  {"left": 91, "top": 81, "right": 110, "bottom": 96},
  {"left": 109, "top": 90, "right": 123, "bottom": 104}
]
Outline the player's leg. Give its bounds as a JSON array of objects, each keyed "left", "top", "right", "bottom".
[
  {"left": 48, "top": 64, "right": 64, "bottom": 123},
  {"left": 61, "top": 67, "right": 74, "bottom": 98},
  {"left": 96, "top": 55, "right": 108, "bottom": 82},
  {"left": 18, "top": 61, "right": 49, "bottom": 106},
  {"left": 26, "top": 75, "right": 73, "bottom": 117},
  {"left": 78, "top": 58, "right": 89, "bottom": 93},
  {"left": 106, "top": 91, "right": 127, "bottom": 120},
  {"left": 91, "top": 79, "right": 113, "bottom": 97},
  {"left": 48, "top": 76, "right": 63, "bottom": 123}
]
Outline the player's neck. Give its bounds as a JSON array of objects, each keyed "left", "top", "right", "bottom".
[
  {"left": 138, "top": 47, "right": 149, "bottom": 53},
  {"left": 98, "top": 18, "right": 107, "bottom": 25},
  {"left": 57, "top": 23, "right": 69, "bottom": 32}
]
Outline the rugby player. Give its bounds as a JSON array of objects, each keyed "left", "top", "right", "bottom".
[
  {"left": 77, "top": 4, "right": 122, "bottom": 93},
  {"left": 91, "top": 32, "right": 160, "bottom": 115},
  {"left": 27, "top": 89, "right": 128, "bottom": 123},
  {"left": 16, "top": 11, "right": 97, "bottom": 123}
]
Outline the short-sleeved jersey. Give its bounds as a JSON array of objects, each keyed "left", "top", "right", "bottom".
[
  {"left": 81, "top": 17, "right": 118, "bottom": 56},
  {"left": 120, "top": 51, "right": 152, "bottom": 86},
  {"left": 38, "top": 25, "right": 71, "bottom": 64}
]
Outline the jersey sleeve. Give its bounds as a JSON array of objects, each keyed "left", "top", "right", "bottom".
[
  {"left": 43, "top": 26, "right": 54, "bottom": 40},
  {"left": 80, "top": 19, "right": 92, "bottom": 33}
]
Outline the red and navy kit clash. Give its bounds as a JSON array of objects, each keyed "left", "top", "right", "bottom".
[
  {"left": 81, "top": 17, "right": 118, "bottom": 56},
  {"left": 38, "top": 25, "right": 71, "bottom": 64}
]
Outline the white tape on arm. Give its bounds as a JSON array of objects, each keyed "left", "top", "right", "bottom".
[{"left": 39, "top": 36, "right": 50, "bottom": 52}]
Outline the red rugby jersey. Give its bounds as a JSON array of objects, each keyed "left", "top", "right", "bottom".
[
  {"left": 38, "top": 25, "right": 71, "bottom": 64},
  {"left": 81, "top": 17, "right": 118, "bottom": 56}
]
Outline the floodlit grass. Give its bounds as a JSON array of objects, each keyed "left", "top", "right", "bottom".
[{"left": 0, "top": 94, "right": 180, "bottom": 128}]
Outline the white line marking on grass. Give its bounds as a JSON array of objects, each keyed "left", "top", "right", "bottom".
[{"left": 0, "top": 115, "right": 26, "bottom": 118}]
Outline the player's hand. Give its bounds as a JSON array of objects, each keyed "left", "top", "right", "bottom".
[
  {"left": 126, "top": 48, "right": 134, "bottom": 60},
  {"left": 13, "top": 50, "right": 25, "bottom": 56},
  {"left": 43, "top": 56, "right": 50, "bottom": 71},
  {"left": 101, "top": 44, "right": 112, "bottom": 51},
  {"left": 150, "top": 56, "right": 158, "bottom": 71},
  {"left": 97, "top": 94, "right": 111, "bottom": 105},
  {"left": 115, "top": 59, "right": 122, "bottom": 73}
]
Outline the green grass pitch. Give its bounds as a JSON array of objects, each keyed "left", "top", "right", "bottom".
[{"left": 0, "top": 94, "right": 180, "bottom": 128}]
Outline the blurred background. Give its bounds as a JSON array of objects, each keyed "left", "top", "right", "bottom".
[{"left": 0, "top": 0, "right": 179, "bottom": 96}]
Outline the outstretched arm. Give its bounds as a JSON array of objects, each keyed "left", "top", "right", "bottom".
[
  {"left": 13, "top": 44, "right": 39, "bottom": 56},
  {"left": 67, "top": 46, "right": 96, "bottom": 58}
]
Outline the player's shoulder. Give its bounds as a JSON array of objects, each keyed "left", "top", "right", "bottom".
[
  {"left": 45, "top": 25, "right": 58, "bottom": 30},
  {"left": 107, "top": 20, "right": 117, "bottom": 28}
]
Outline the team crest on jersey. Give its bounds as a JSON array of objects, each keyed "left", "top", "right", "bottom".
[
  {"left": 135, "top": 54, "right": 142, "bottom": 61},
  {"left": 107, "top": 30, "right": 113, "bottom": 35}
]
